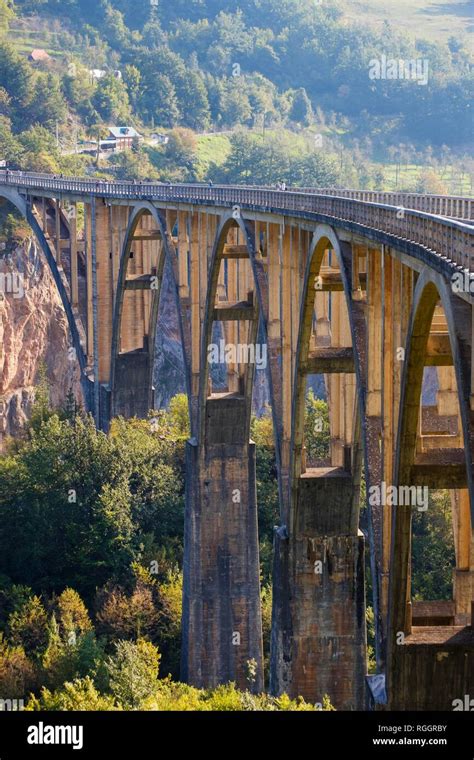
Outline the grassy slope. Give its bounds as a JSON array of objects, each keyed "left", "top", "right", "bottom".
[
  {"left": 196, "top": 134, "right": 232, "bottom": 176},
  {"left": 195, "top": 131, "right": 472, "bottom": 193},
  {"left": 8, "top": 16, "right": 67, "bottom": 58},
  {"left": 340, "top": 0, "right": 473, "bottom": 41}
]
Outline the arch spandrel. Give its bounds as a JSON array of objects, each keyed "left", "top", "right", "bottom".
[{"left": 198, "top": 212, "right": 282, "bottom": 462}]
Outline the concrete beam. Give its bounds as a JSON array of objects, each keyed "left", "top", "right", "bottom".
[
  {"left": 124, "top": 274, "right": 156, "bottom": 290},
  {"left": 213, "top": 301, "right": 256, "bottom": 321},
  {"left": 425, "top": 333, "right": 453, "bottom": 366},
  {"left": 222, "top": 244, "right": 249, "bottom": 259},
  {"left": 304, "top": 347, "right": 355, "bottom": 374},
  {"left": 411, "top": 448, "right": 467, "bottom": 488}
]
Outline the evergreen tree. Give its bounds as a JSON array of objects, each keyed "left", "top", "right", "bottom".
[{"left": 289, "top": 88, "right": 313, "bottom": 126}]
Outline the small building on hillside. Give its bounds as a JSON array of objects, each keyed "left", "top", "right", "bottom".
[
  {"left": 150, "top": 133, "right": 169, "bottom": 145},
  {"left": 90, "top": 69, "right": 107, "bottom": 81},
  {"left": 28, "top": 49, "right": 51, "bottom": 64},
  {"left": 108, "top": 126, "right": 142, "bottom": 152},
  {"left": 90, "top": 69, "right": 122, "bottom": 82}
]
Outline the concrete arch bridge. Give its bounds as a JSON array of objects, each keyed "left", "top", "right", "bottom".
[{"left": 0, "top": 171, "right": 473, "bottom": 710}]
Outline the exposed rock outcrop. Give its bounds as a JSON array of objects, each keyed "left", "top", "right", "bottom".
[{"left": 0, "top": 237, "right": 81, "bottom": 446}]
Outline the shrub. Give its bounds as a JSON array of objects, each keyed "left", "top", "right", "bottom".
[
  {"left": 96, "top": 582, "right": 158, "bottom": 641},
  {"left": 26, "top": 676, "right": 118, "bottom": 711},
  {"left": 0, "top": 633, "right": 35, "bottom": 697},
  {"left": 105, "top": 639, "right": 160, "bottom": 709}
]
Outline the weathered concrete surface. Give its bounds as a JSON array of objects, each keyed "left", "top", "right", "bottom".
[
  {"left": 389, "top": 626, "right": 474, "bottom": 710},
  {"left": 181, "top": 395, "right": 264, "bottom": 692},
  {"left": 113, "top": 344, "right": 151, "bottom": 419},
  {"left": 282, "top": 469, "right": 367, "bottom": 709},
  {"left": 453, "top": 569, "right": 474, "bottom": 620}
]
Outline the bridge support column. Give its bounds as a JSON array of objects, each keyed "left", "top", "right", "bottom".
[
  {"left": 280, "top": 469, "right": 367, "bottom": 709},
  {"left": 181, "top": 395, "right": 264, "bottom": 692}
]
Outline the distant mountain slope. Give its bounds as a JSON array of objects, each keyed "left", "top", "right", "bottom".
[{"left": 340, "top": 0, "right": 473, "bottom": 41}]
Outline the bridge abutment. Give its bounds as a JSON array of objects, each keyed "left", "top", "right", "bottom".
[{"left": 181, "top": 395, "right": 264, "bottom": 692}]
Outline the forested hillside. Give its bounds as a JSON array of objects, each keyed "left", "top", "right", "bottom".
[
  {"left": 11, "top": 0, "right": 472, "bottom": 141},
  {"left": 0, "top": 0, "right": 471, "bottom": 191}
]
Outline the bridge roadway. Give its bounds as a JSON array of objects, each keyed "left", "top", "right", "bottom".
[{"left": 0, "top": 171, "right": 473, "bottom": 710}]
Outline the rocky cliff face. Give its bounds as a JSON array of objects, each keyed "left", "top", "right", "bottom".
[{"left": 0, "top": 237, "right": 81, "bottom": 447}]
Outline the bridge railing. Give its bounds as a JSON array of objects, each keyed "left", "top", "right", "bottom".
[
  {"left": 4, "top": 170, "right": 473, "bottom": 217},
  {"left": 297, "top": 188, "right": 474, "bottom": 221},
  {"left": 1, "top": 170, "right": 473, "bottom": 273}
]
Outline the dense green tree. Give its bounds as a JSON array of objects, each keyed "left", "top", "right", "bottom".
[
  {"left": 27, "top": 675, "right": 118, "bottom": 710},
  {"left": 220, "top": 82, "right": 252, "bottom": 127},
  {"left": 108, "top": 147, "right": 158, "bottom": 180},
  {"left": 41, "top": 616, "right": 105, "bottom": 690},
  {"left": 0, "top": 40, "right": 33, "bottom": 110},
  {"left": 92, "top": 73, "right": 131, "bottom": 123},
  {"left": 412, "top": 491, "right": 456, "bottom": 601},
  {"left": 250, "top": 411, "right": 279, "bottom": 581},
  {"left": 28, "top": 673, "right": 331, "bottom": 710},
  {"left": 290, "top": 87, "right": 313, "bottom": 125},
  {"left": 105, "top": 638, "right": 160, "bottom": 708},
  {"left": 214, "top": 131, "right": 340, "bottom": 187},
  {"left": 122, "top": 64, "right": 141, "bottom": 110},
  {"left": 174, "top": 69, "right": 210, "bottom": 131},
  {"left": 288, "top": 152, "right": 339, "bottom": 187},
  {"left": 0, "top": 415, "right": 135, "bottom": 598},
  {"left": 55, "top": 588, "right": 93, "bottom": 640},
  {"left": 62, "top": 64, "right": 97, "bottom": 121},
  {"left": 7, "top": 596, "right": 49, "bottom": 658},
  {"left": 304, "top": 390, "right": 330, "bottom": 465},
  {"left": 0, "top": 115, "right": 23, "bottom": 164},
  {"left": 18, "top": 125, "right": 60, "bottom": 172},
  {"left": 0, "top": 0, "right": 14, "bottom": 31},
  {"left": 0, "top": 633, "right": 35, "bottom": 697},
  {"left": 26, "top": 73, "right": 67, "bottom": 130}
]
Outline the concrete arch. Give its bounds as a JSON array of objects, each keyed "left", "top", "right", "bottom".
[
  {"left": 389, "top": 268, "right": 474, "bottom": 640},
  {"left": 110, "top": 202, "right": 187, "bottom": 420},
  {"left": 198, "top": 211, "right": 280, "bottom": 459},
  {"left": 0, "top": 187, "right": 89, "bottom": 399},
  {"left": 290, "top": 227, "right": 358, "bottom": 500},
  {"left": 290, "top": 226, "right": 369, "bottom": 540}
]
